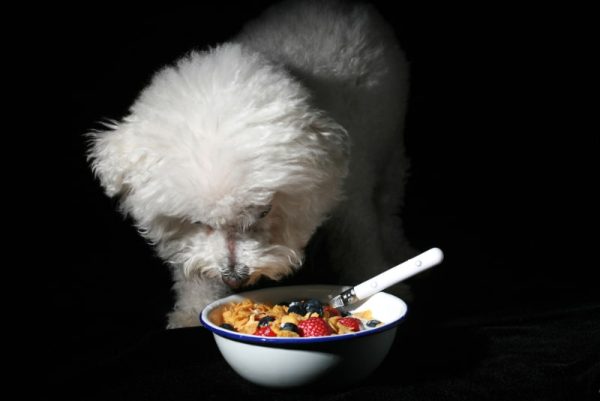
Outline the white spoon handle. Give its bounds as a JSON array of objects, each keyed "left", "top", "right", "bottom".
[
  {"left": 329, "top": 248, "right": 444, "bottom": 307},
  {"left": 354, "top": 248, "right": 444, "bottom": 300}
]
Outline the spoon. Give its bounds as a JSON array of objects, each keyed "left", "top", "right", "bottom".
[{"left": 328, "top": 247, "right": 444, "bottom": 308}]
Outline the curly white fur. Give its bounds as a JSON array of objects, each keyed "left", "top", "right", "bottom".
[{"left": 88, "top": 0, "right": 413, "bottom": 328}]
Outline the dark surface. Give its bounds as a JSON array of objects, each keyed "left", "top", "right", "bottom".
[{"left": 57, "top": 2, "right": 597, "bottom": 400}]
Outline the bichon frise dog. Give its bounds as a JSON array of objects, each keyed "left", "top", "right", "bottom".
[{"left": 88, "top": 0, "right": 413, "bottom": 328}]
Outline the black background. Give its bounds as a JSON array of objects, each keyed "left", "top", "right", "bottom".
[{"left": 58, "top": 1, "right": 596, "bottom": 400}]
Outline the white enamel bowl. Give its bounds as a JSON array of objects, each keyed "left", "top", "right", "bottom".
[{"left": 200, "top": 285, "right": 407, "bottom": 388}]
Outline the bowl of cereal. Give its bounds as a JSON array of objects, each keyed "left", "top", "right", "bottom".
[{"left": 200, "top": 284, "right": 408, "bottom": 388}]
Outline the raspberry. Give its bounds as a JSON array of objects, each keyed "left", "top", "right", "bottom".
[
  {"left": 297, "top": 317, "right": 332, "bottom": 337},
  {"left": 254, "top": 326, "right": 276, "bottom": 337},
  {"left": 338, "top": 317, "right": 361, "bottom": 332}
]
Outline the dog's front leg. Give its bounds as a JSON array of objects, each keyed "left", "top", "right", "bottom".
[{"left": 167, "top": 268, "right": 231, "bottom": 329}]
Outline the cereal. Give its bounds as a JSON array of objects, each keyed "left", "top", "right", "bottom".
[{"left": 215, "top": 298, "right": 383, "bottom": 337}]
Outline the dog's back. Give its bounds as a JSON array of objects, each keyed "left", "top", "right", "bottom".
[
  {"left": 238, "top": 0, "right": 414, "bottom": 284},
  {"left": 237, "top": 0, "right": 409, "bottom": 137}
]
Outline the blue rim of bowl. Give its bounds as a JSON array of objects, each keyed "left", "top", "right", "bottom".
[{"left": 200, "top": 305, "right": 408, "bottom": 344}]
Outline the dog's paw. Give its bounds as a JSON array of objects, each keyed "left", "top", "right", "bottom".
[{"left": 167, "top": 309, "right": 202, "bottom": 329}]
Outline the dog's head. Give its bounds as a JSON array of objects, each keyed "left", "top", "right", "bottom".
[{"left": 88, "top": 44, "right": 349, "bottom": 289}]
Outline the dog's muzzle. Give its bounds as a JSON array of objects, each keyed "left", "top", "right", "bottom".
[
  {"left": 221, "top": 265, "right": 249, "bottom": 289},
  {"left": 222, "top": 275, "right": 244, "bottom": 289}
]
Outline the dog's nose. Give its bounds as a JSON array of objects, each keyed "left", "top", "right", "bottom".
[
  {"left": 222, "top": 276, "right": 244, "bottom": 289},
  {"left": 221, "top": 264, "right": 249, "bottom": 289}
]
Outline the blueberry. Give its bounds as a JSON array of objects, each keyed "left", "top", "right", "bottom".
[
  {"left": 220, "top": 323, "right": 235, "bottom": 331},
  {"left": 258, "top": 316, "right": 275, "bottom": 327},
  {"left": 304, "top": 299, "right": 322, "bottom": 307},
  {"left": 366, "top": 320, "right": 381, "bottom": 328},
  {"left": 304, "top": 299, "right": 322, "bottom": 309},
  {"left": 288, "top": 304, "right": 307, "bottom": 315},
  {"left": 280, "top": 322, "right": 299, "bottom": 333},
  {"left": 305, "top": 303, "right": 323, "bottom": 317}
]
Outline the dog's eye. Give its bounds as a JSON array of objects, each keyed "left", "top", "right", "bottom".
[{"left": 258, "top": 205, "right": 272, "bottom": 219}]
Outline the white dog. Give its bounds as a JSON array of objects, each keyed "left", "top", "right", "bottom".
[{"left": 88, "top": 0, "right": 413, "bottom": 328}]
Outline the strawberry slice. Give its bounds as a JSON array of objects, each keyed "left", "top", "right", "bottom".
[
  {"left": 338, "top": 317, "right": 361, "bottom": 332},
  {"left": 297, "top": 317, "right": 333, "bottom": 337}
]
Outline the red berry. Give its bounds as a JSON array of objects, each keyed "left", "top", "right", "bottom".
[
  {"left": 323, "top": 305, "right": 341, "bottom": 317},
  {"left": 338, "top": 317, "right": 361, "bottom": 332},
  {"left": 297, "top": 317, "right": 333, "bottom": 337},
  {"left": 254, "top": 326, "right": 276, "bottom": 337}
]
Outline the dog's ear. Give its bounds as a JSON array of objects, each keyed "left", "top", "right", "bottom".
[{"left": 87, "top": 120, "right": 146, "bottom": 198}]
